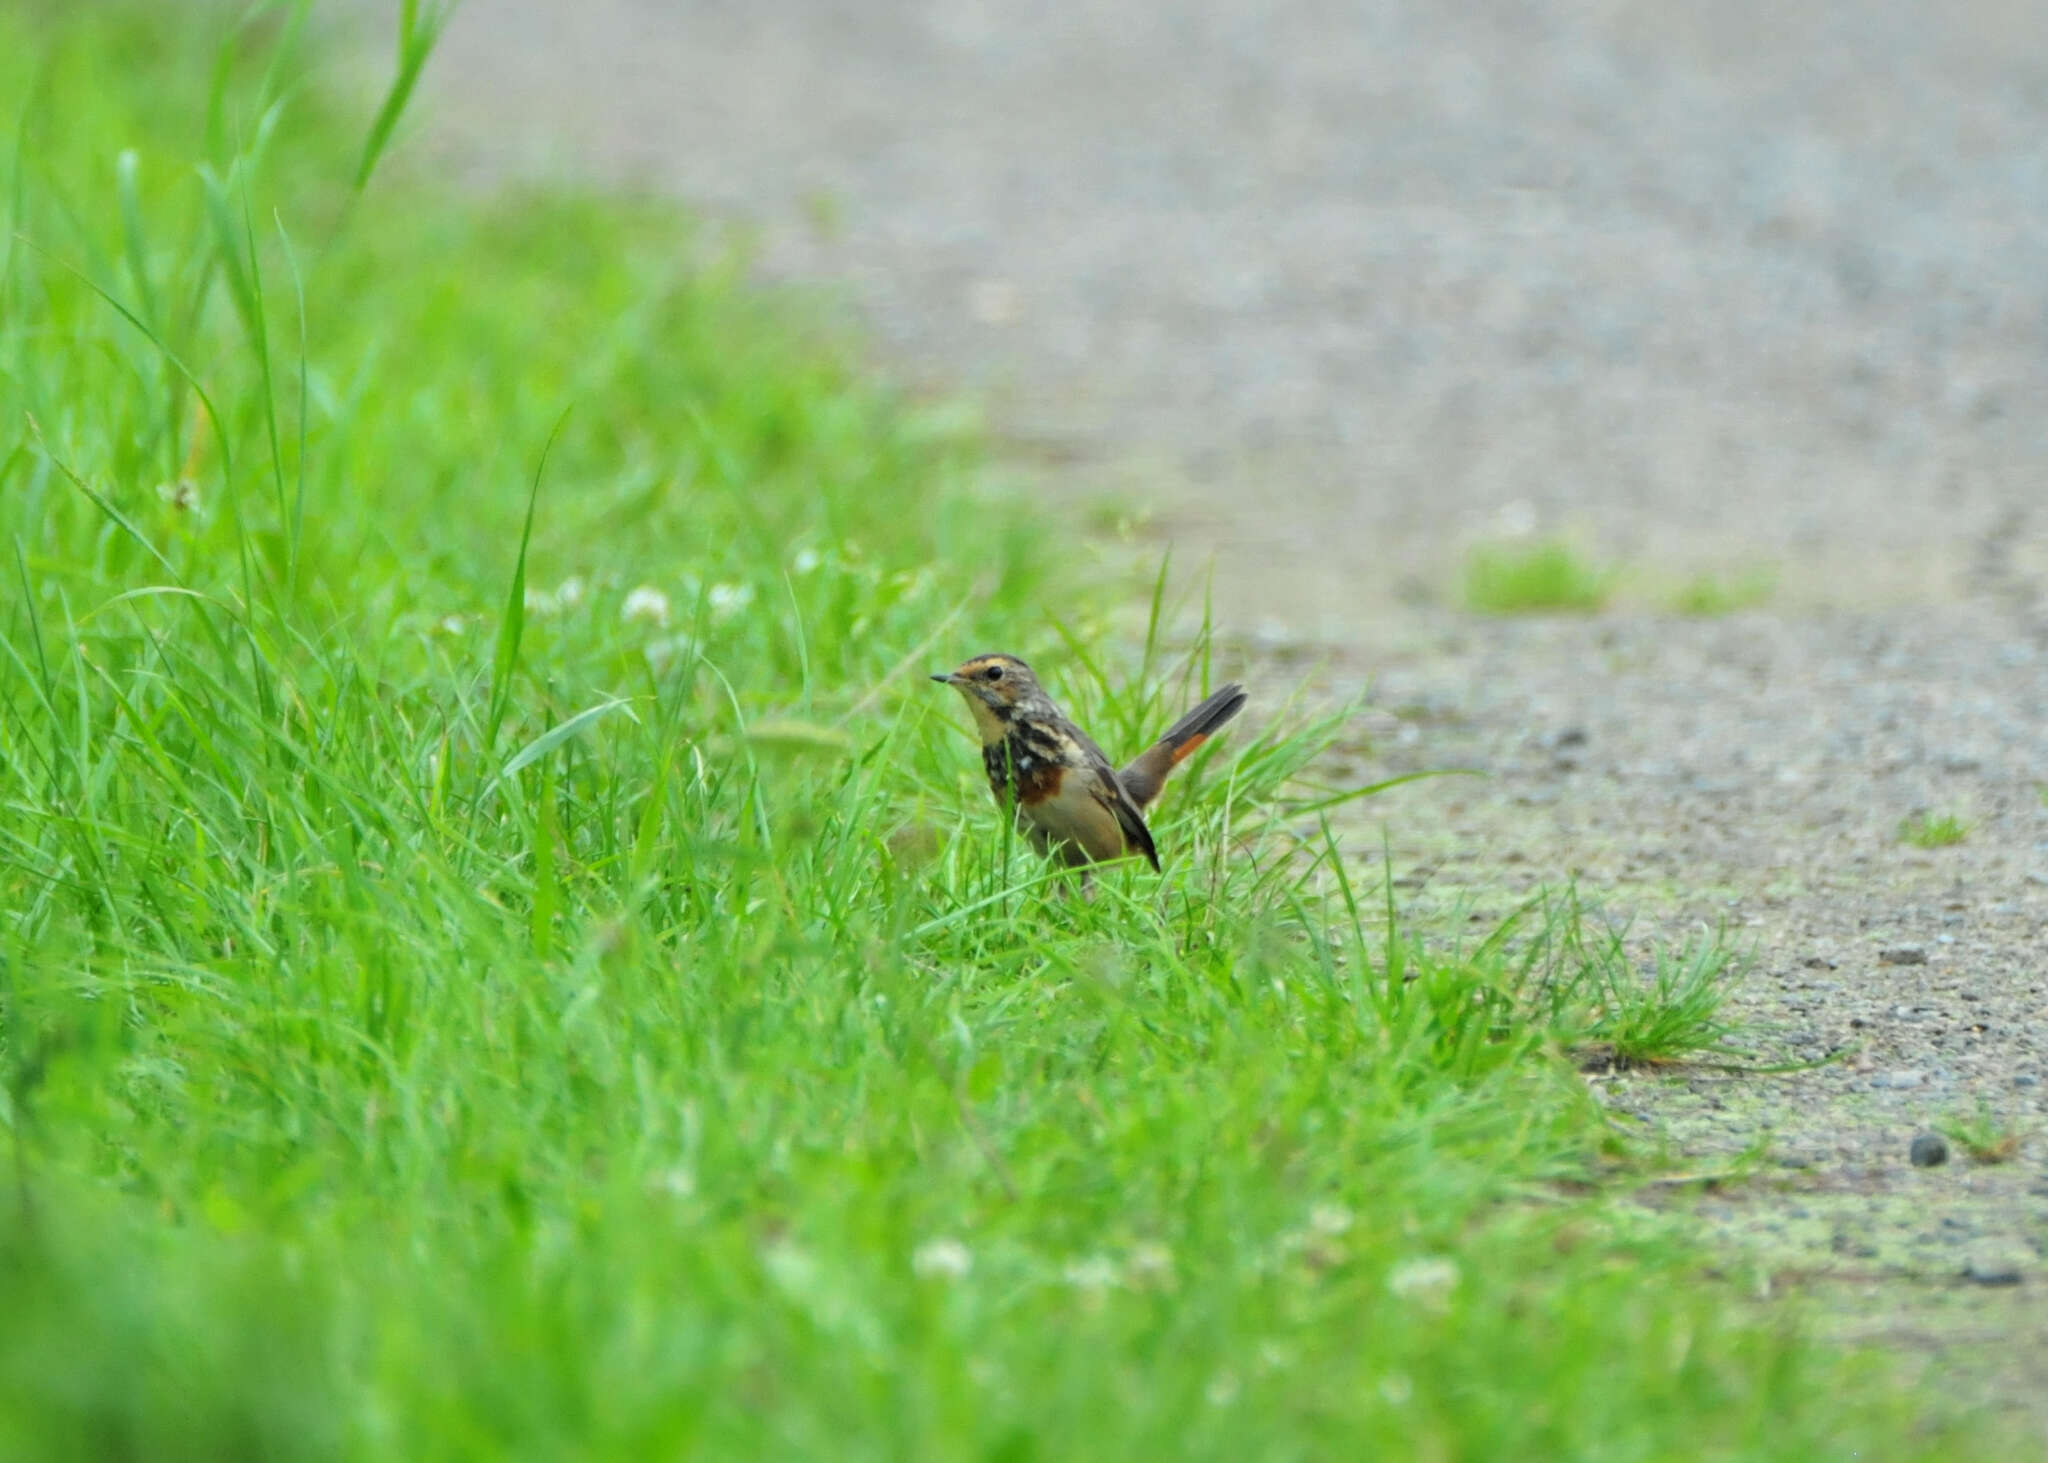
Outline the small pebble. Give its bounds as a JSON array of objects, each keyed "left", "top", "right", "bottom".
[
  {"left": 2014, "top": 1074, "right": 2041, "bottom": 1089},
  {"left": 1909, "top": 1133, "right": 1949, "bottom": 1168},
  {"left": 1873, "top": 1070, "right": 1926, "bottom": 1090},
  {"left": 1879, "top": 947, "right": 1928, "bottom": 966}
]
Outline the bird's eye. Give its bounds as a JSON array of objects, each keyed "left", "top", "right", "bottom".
[{"left": 984, "top": 665, "right": 1004, "bottom": 681}]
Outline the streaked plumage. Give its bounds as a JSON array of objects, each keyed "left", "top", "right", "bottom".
[{"left": 931, "top": 653, "right": 1247, "bottom": 870}]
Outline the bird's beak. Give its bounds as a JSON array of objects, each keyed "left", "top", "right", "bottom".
[{"left": 930, "top": 672, "right": 956, "bottom": 685}]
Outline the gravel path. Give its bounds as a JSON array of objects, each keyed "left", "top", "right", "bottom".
[
  {"left": 1344, "top": 603, "right": 2048, "bottom": 1424},
  {"left": 381, "top": 0, "right": 2048, "bottom": 1428}
]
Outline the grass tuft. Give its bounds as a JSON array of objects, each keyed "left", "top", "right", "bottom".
[
  {"left": 1899, "top": 811, "right": 1972, "bottom": 848},
  {"left": 1463, "top": 539, "right": 1615, "bottom": 614},
  {"left": 1936, "top": 1103, "right": 2023, "bottom": 1165},
  {"left": 1458, "top": 888, "right": 1745, "bottom": 1070}
]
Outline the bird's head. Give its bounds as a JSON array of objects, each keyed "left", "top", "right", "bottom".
[{"left": 930, "top": 652, "right": 1044, "bottom": 741}]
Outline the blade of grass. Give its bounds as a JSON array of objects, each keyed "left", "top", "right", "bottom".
[
  {"left": 495, "top": 696, "right": 640, "bottom": 785},
  {"left": 274, "top": 211, "right": 310, "bottom": 592},
  {"left": 1280, "top": 767, "right": 1485, "bottom": 817},
  {"left": 483, "top": 408, "right": 570, "bottom": 760},
  {"left": 353, "top": 0, "right": 452, "bottom": 192}
]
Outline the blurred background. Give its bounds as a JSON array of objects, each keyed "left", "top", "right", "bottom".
[{"left": 395, "top": 0, "right": 2047, "bottom": 636}]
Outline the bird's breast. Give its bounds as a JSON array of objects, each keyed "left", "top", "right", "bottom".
[{"left": 983, "top": 727, "right": 1068, "bottom": 805}]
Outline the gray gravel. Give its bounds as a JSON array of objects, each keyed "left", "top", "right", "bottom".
[
  {"left": 400, "top": 0, "right": 2048, "bottom": 631},
  {"left": 378, "top": 0, "right": 2048, "bottom": 1428}
]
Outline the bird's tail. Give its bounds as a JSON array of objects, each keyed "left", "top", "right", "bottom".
[{"left": 1118, "top": 683, "right": 1248, "bottom": 809}]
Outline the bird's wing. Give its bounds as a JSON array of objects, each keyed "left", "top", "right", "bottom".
[{"left": 1071, "top": 728, "right": 1160, "bottom": 870}]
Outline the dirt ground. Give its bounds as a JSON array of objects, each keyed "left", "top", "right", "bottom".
[{"left": 367, "top": 0, "right": 2048, "bottom": 1434}]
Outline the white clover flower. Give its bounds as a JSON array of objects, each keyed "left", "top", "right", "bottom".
[
  {"left": 791, "top": 548, "right": 822, "bottom": 575},
  {"left": 622, "top": 585, "right": 673, "bottom": 628},
  {"left": 1386, "top": 1256, "right": 1460, "bottom": 1306},
  {"left": 1308, "top": 1202, "right": 1354, "bottom": 1237},
  {"left": 644, "top": 634, "right": 690, "bottom": 673},
  {"left": 706, "top": 582, "right": 755, "bottom": 620},
  {"left": 529, "top": 576, "right": 588, "bottom": 616},
  {"left": 912, "top": 1237, "right": 973, "bottom": 1280},
  {"left": 651, "top": 1167, "right": 696, "bottom": 1198},
  {"left": 1062, "top": 1255, "right": 1119, "bottom": 1291}
]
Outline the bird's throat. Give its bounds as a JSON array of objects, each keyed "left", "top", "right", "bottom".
[{"left": 957, "top": 691, "right": 1012, "bottom": 747}]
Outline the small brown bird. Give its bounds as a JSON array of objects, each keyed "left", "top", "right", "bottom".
[{"left": 931, "top": 653, "right": 1248, "bottom": 870}]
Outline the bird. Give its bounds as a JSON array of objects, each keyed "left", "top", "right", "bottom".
[{"left": 930, "top": 653, "right": 1248, "bottom": 870}]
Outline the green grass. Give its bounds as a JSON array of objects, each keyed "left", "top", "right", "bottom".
[
  {"left": 0, "top": 4, "right": 2012, "bottom": 1458},
  {"left": 1463, "top": 539, "right": 1615, "bottom": 614},
  {"left": 1670, "top": 568, "right": 1775, "bottom": 617},
  {"left": 1508, "top": 892, "right": 1747, "bottom": 1070},
  {"left": 1936, "top": 1103, "right": 2023, "bottom": 1165},
  {"left": 1899, "top": 811, "right": 1973, "bottom": 848}
]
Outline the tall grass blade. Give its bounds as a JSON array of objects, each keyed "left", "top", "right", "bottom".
[
  {"left": 484, "top": 409, "right": 569, "bottom": 758},
  {"left": 496, "top": 696, "right": 639, "bottom": 784},
  {"left": 353, "top": 0, "right": 451, "bottom": 192}
]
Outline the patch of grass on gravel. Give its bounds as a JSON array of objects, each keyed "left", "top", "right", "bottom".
[
  {"left": 1463, "top": 539, "right": 1615, "bottom": 614},
  {"left": 1900, "top": 811, "right": 1973, "bottom": 848},
  {"left": 1937, "top": 1103, "right": 2024, "bottom": 1165},
  {"left": 0, "top": 4, "right": 2016, "bottom": 1458},
  {"left": 1516, "top": 893, "right": 1748, "bottom": 1070}
]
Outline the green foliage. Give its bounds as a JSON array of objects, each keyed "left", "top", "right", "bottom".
[
  {"left": 0, "top": 4, "right": 2009, "bottom": 1459},
  {"left": 1463, "top": 539, "right": 1615, "bottom": 614},
  {"left": 1462, "top": 889, "right": 1746, "bottom": 1070},
  {"left": 1936, "top": 1102, "right": 2023, "bottom": 1164},
  {"left": 1899, "top": 812, "right": 1972, "bottom": 848}
]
